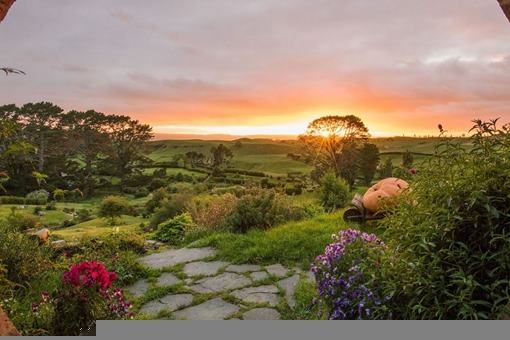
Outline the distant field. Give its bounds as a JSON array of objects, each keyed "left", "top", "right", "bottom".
[
  {"left": 145, "top": 137, "right": 472, "bottom": 175},
  {"left": 145, "top": 139, "right": 312, "bottom": 176}
]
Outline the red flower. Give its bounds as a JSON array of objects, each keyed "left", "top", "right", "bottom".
[{"left": 63, "top": 261, "right": 117, "bottom": 290}]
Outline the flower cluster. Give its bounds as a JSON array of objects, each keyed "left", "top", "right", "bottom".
[
  {"left": 102, "top": 288, "right": 133, "bottom": 319},
  {"left": 31, "top": 261, "right": 133, "bottom": 335},
  {"left": 311, "top": 229, "right": 387, "bottom": 320},
  {"left": 63, "top": 261, "right": 117, "bottom": 290}
]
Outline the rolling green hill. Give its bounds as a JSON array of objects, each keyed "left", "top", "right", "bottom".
[{"left": 145, "top": 137, "right": 471, "bottom": 176}]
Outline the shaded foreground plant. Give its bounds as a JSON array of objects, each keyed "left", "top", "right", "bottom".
[{"left": 378, "top": 119, "right": 510, "bottom": 319}]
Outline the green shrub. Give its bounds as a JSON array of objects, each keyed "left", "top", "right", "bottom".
[
  {"left": 149, "top": 193, "right": 192, "bottom": 229},
  {"left": 133, "top": 187, "right": 149, "bottom": 198},
  {"left": 52, "top": 189, "right": 66, "bottom": 201},
  {"left": 320, "top": 172, "right": 350, "bottom": 211},
  {"left": 0, "top": 222, "right": 53, "bottom": 286},
  {"left": 225, "top": 190, "right": 305, "bottom": 233},
  {"left": 26, "top": 190, "right": 50, "bottom": 205},
  {"left": 144, "top": 188, "right": 170, "bottom": 214},
  {"left": 98, "top": 196, "right": 131, "bottom": 225},
  {"left": 378, "top": 120, "right": 510, "bottom": 320},
  {"left": 45, "top": 201, "right": 57, "bottom": 211},
  {"left": 154, "top": 213, "right": 194, "bottom": 245},
  {"left": 76, "top": 209, "right": 93, "bottom": 223},
  {"left": 73, "top": 235, "right": 147, "bottom": 286},
  {"left": 6, "top": 212, "right": 41, "bottom": 231},
  {"left": 0, "top": 196, "right": 25, "bottom": 205},
  {"left": 187, "top": 194, "right": 238, "bottom": 233},
  {"left": 148, "top": 178, "right": 166, "bottom": 191}
]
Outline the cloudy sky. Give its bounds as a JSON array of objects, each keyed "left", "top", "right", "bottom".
[{"left": 1, "top": 0, "right": 510, "bottom": 137}]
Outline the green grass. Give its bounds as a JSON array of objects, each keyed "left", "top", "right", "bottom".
[
  {"left": 186, "top": 211, "right": 358, "bottom": 268},
  {"left": 146, "top": 139, "right": 312, "bottom": 176},
  {"left": 52, "top": 215, "right": 147, "bottom": 240}
]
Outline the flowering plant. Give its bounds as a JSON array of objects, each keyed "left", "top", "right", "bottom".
[
  {"left": 311, "top": 229, "right": 390, "bottom": 320},
  {"left": 32, "top": 261, "right": 133, "bottom": 336}
]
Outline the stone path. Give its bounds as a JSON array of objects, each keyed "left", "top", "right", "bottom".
[{"left": 128, "top": 247, "right": 312, "bottom": 320}]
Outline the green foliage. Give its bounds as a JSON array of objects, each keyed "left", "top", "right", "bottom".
[
  {"left": 98, "top": 196, "right": 131, "bottom": 225},
  {"left": 379, "top": 158, "right": 393, "bottom": 178},
  {"left": 148, "top": 178, "right": 166, "bottom": 191},
  {"left": 377, "top": 119, "right": 510, "bottom": 320},
  {"left": 6, "top": 210, "right": 41, "bottom": 231},
  {"left": 72, "top": 234, "right": 147, "bottom": 286},
  {"left": 52, "top": 189, "right": 66, "bottom": 201},
  {"left": 224, "top": 190, "right": 305, "bottom": 233},
  {"left": 154, "top": 213, "right": 194, "bottom": 244},
  {"left": 149, "top": 193, "right": 192, "bottom": 230},
  {"left": 133, "top": 187, "right": 149, "bottom": 198},
  {"left": 145, "top": 187, "right": 170, "bottom": 214},
  {"left": 402, "top": 150, "right": 414, "bottom": 169},
  {"left": 26, "top": 189, "right": 50, "bottom": 205},
  {"left": 0, "top": 222, "right": 53, "bottom": 286},
  {"left": 320, "top": 172, "right": 350, "bottom": 211},
  {"left": 186, "top": 193, "right": 238, "bottom": 234},
  {"left": 188, "top": 211, "right": 346, "bottom": 267},
  {"left": 358, "top": 143, "right": 380, "bottom": 185}
]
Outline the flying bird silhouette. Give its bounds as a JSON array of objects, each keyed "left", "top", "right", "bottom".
[{"left": 1, "top": 67, "right": 25, "bottom": 76}]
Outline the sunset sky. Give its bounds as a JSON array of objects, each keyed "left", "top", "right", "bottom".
[{"left": 1, "top": 0, "right": 510, "bottom": 138}]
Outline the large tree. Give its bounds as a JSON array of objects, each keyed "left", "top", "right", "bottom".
[
  {"left": 104, "top": 115, "right": 153, "bottom": 185},
  {"left": 210, "top": 144, "right": 233, "bottom": 168},
  {"left": 17, "top": 102, "right": 63, "bottom": 173},
  {"left": 299, "top": 115, "right": 369, "bottom": 183},
  {"left": 60, "top": 110, "right": 111, "bottom": 196}
]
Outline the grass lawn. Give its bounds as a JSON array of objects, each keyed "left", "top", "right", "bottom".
[
  {"left": 52, "top": 215, "right": 147, "bottom": 240},
  {"left": 0, "top": 204, "right": 74, "bottom": 226},
  {"left": 186, "top": 210, "right": 371, "bottom": 268}
]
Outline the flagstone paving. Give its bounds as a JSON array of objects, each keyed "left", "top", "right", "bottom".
[
  {"left": 134, "top": 247, "right": 312, "bottom": 320},
  {"left": 139, "top": 247, "right": 218, "bottom": 269},
  {"left": 157, "top": 273, "right": 181, "bottom": 286},
  {"left": 183, "top": 261, "right": 229, "bottom": 277}
]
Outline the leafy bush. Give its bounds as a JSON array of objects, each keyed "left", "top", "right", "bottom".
[
  {"left": 98, "top": 196, "right": 131, "bottom": 225},
  {"left": 32, "top": 261, "right": 133, "bottom": 336},
  {"left": 26, "top": 190, "right": 50, "bottom": 205},
  {"left": 225, "top": 190, "right": 305, "bottom": 233},
  {"left": 6, "top": 212, "right": 41, "bottom": 231},
  {"left": 148, "top": 178, "right": 166, "bottom": 191},
  {"left": 71, "top": 235, "right": 147, "bottom": 286},
  {"left": 0, "top": 222, "right": 53, "bottom": 286},
  {"left": 149, "top": 193, "right": 192, "bottom": 229},
  {"left": 52, "top": 189, "right": 66, "bottom": 201},
  {"left": 45, "top": 201, "right": 57, "bottom": 211},
  {"left": 59, "top": 219, "right": 75, "bottom": 228},
  {"left": 284, "top": 183, "right": 303, "bottom": 195},
  {"left": 0, "top": 196, "right": 26, "bottom": 204},
  {"left": 312, "top": 229, "right": 389, "bottom": 320},
  {"left": 187, "top": 194, "right": 238, "bottom": 233},
  {"left": 320, "top": 172, "right": 350, "bottom": 211},
  {"left": 154, "top": 213, "right": 194, "bottom": 244},
  {"left": 144, "top": 188, "right": 170, "bottom": 214},
  {"left": 378, "top": 120, "right": 510, "bottom": 319},
  {"left": 76, "top": 209, "right": 93, "bottom": 223},
  {"left": 133, "top": 187, "right": 149, "bottom": 198}
]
